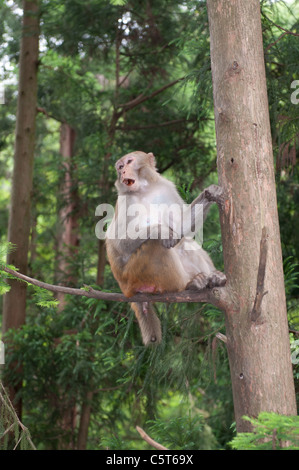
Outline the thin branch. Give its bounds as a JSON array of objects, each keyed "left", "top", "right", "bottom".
[
  {"left": 136, "top": 426, "right": 168, "bottom": 450},
  {"left": 116, "top": 118, "right": 198, "bottom": 131},
  {"left": 118, "top": 67, "right": 134, "bottom": 88},
  {"left": 115, "top": 22, "right": 121, "bottom": 101},
  {"left": 272, "top": 428, "right": 277, "bottom": 451},
  {"left": 0, "top": 423, "right": 15, "bottom": 438},
  {"left": 118, "top": 77, "right": 184, "bottom": 111},
  {"left": 263, "top": 14, "right": 299, "bottom": 37},
  {"left": 36, "top": 106, "right": 64, "bottom": 123},
  {"left": 1, "top": 265, "right": 227, "bottom": 308},
  {"left": 265, "top": 31, "right": 288, "bottom": 52},
  {"left": 0, "top": 380, "right": 36, "bottom": 450},
  {"left": 263, "top": 14, "right": 299, "bottom": 52},
  {"left": 216, "top": 332, "right": 227, "bottom": 343},
  {"left": 289, "top": 328, "right": 299, "bottom": 336}
]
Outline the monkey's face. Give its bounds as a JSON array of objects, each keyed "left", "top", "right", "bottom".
[{"left": 115, "top": 151, "right": 156, "bottom": 194}]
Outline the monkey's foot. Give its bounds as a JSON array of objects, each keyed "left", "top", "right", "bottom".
[
  {"left": 186, "top": 273, "right": 209, "bottom": 291},
  {"left": 207, "top": 270, "right": 226, "bottom": 288}
]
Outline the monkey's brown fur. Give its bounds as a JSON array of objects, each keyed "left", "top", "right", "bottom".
[{"left": 106, "top": 151, "right": 226, "bottom": 345}]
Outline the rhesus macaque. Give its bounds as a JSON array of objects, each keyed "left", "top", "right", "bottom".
[{"left": 106, "top": 151, "right": 226, "bottom": 345}]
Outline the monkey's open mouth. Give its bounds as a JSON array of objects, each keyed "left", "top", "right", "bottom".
[{"left": 123, "top": 178, "right": 135, "bottom": 186}]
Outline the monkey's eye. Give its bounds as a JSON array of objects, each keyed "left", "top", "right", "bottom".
[
  {"left": 127, "top": 159, "right": 133, "bottom": 164},
  {"left": 118, "top": 164, "right": 124, "bottom": 170}
]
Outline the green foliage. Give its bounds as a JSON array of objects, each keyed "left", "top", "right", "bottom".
[
  {"left": 0, "top": 243, "right": 17, "bottom": 294},
  {"left": 100, "top": 433, "right": 128, "bottom": 450},
  {"left": 109, "top": 0, "right": 127, "bottom": 5},
  {"left": 147, "top": 414, "right": 217, "bottom": 450},
  {"left": 229, "top": 413, "right": 299, "bottom": 450},
  {"left": 2, "top": 298, "right": 123, "bottom": 449},
  {"left": 0, "top": 263, "right": 59, "bottom": 309},
  {"left": 0, "top": 380, "right": 35, "bottom": 450},
  {"left": 283, "top": 256, "right": 299, "bottom": 298}
]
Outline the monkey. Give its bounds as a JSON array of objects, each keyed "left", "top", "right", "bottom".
[{"left": 105, "top": 151, "right": 226, "bottom": 346}]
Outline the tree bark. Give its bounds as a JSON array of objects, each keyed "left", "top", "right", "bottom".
[
  {"left": 2, "top": 0, "right": 40, "bottom": 416},
  {"left": 57, "top": 122, "right": 79, "bottom": 309},
  {"left": 77, "top": 390, "right": 93, "bottom": 450},
  {"left": 206, "top": 0, "right": 297, "bottom": 431},
  {"left": 56, "top": 123, "right": 79, "bottom": 448}
]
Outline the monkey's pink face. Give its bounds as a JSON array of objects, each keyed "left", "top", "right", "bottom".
[
  {"left": 115, "top": 151, "right": 156, "bottom": 194},
  {"left": 116, "top": 155, "right": 140, "bottom": 192}
]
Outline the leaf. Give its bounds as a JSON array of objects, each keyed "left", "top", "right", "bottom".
[{"left": 109, "top": 0, "right": 127, "bottom": 5}]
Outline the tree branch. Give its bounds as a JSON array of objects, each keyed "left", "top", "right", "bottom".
[
  {"left": 263, "top": 14, "right": 299, "bottom": 37},
  {"left": 265, "top": 32, "right": 288, "bottom": 52},
  {"left": 118, "top": 77, "right": 184, "bottom": 111},
  {"left": 36, "top": 106, "right": 64, "bottom": 123},
  {"left": 136, "top": 426, "right": 168, "bottom": 450},
  {"left": 115, "top": 117, "right": 198, "bottom": 131},
  {"left": 1, "top": 265, "right": 228, "bottom": 309},
  {"left": 263, "top": 14, "right": 299, "bottom": 52},
  {"left": 0, "top": 380, "right": 36, "bottom": 450}
]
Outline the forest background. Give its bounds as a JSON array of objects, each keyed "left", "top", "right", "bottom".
[{"left": 0, "top": 0, "right": 299, "bottom": 450}]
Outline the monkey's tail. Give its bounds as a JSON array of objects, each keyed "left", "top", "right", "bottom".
[{"left": 131, "top": 302, "right": 162, "bottom": 346}]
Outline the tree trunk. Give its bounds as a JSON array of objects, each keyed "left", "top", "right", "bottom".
[
  {"left": 96, "top": 239, "right": 106, "bottom": 286},
  {"left": 77, "top": 390, "right": 93, "bottom": 450},
  {"left": 57, "top": 122, "right": 79, "bottom": 309},
  {"left": 2, "top": 0, "right": 40, "bottom": 416},
  {"left": 206, "top": 0, "right": 297, "bottom": 432},
  {"left": 56, "top": 123, "right": 79, "bottom": 448}
]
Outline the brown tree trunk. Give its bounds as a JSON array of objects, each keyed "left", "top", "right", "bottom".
[
  {"left": 206, "top": 0, "right": 297, "bottom": 432},
  {"left": 77, "top": 390, "right": 93, "bottom": 450},
  {"left": 2, "top": 0, "right": 40, "bottom": 416},
  {"left": 96, "top": 239, "right": 106, "bottom": 286},
  {"left": 55, "top": 123, "right": 80, "bottom": 449},
  {"left": 57, "top": 122, "right": 79, "bottom": 309}
]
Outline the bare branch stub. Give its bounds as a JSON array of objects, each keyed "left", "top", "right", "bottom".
[
  {"left": 136, "top": 426, "right": 168, "bottom": 451},
  {"left": 251, "top": 227, "right": 268, "bottom": 322},
  {"left": 203, "top": 184, "right": 225, "bottom": 208}
]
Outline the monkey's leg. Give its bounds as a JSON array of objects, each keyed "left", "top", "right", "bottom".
[{"left": 131, "top": 302, "right": 162, "bottom": 346}]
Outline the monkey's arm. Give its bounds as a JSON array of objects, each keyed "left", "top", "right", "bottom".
[
  {"left": 179, "top": 184, "right": 224, "bottom": 242},
  {"left": 191, "top": 184, "right": 224, "bottom": 229},
  {"left": 114, "top": 223, "right": 178, "bottom": 256},
  {"left": 109, "top": 185, "right": 224, "bottom": 254},
  {"left": 124, "top": 185, "right": 225, "bottom": 251}
]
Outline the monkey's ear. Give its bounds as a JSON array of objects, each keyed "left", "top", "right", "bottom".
[{"left": 147, "top": 152, "right": 156, "bottom": 168}]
